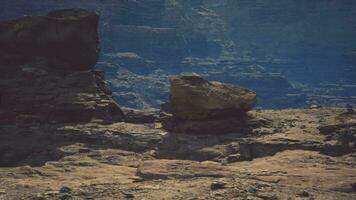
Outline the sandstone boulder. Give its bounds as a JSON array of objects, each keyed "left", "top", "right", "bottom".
[
  {"left": 0, "top": 8, "right": 99, "bottom": 70},
  {"left": 169, "top": 74, "right": 256, "bottom": 120}
]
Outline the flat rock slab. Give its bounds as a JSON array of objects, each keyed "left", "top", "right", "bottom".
[{"left": 137, "top": 159, "right": 233, "bottom": 180}]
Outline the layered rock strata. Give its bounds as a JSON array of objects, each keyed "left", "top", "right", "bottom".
[{"left": 0, "top": 9, "right": 124, "bottom": 125}]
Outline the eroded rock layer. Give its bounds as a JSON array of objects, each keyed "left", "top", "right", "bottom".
[
  {"left": 0, "top": 8, "right": 99, "bottom": 70},
  {"left": 0, "top": 9, "right": 124, "bottom": 124}
]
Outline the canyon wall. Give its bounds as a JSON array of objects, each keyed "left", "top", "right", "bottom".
[{"left": 1, "top": 0, "right": 355, "bottom": 109}]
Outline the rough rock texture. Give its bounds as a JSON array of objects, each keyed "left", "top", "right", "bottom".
[
  {"left": 169, "top": 74, "right": 256, "bottom": 120},
  {"left": 137, "top": 159, "right": 233, "bottom": 180},
  {"left": 164, "top": 74, "right": 256, "bottom": 134},
  {"left": 0, "top": 9, "right": 124, "bottom": 124},
  {"left": 1, "top": 108, "right": 355, "bottom": 199},
  {"left": 0, "top": 7, "right": 355, "bottom": 200},
  {"left": 0, "top": 8, "right": 99, "bottom": 70}
]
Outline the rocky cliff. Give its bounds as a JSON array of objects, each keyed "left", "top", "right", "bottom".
[
  {"left": 0, "top": 9, "right": 355, "bottom": 200},
  {"left": 0, "top": 9, "right": 124, "bottom": 125},
  {"left": 1, "top": 0, "right": 355, "bottom": 109}
]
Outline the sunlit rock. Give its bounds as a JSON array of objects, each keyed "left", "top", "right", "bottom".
[{"left": 169, "top": 74, "right": 256, "bottom": 120}]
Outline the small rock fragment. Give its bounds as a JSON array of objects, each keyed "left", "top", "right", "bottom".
[
  {"left": 225, "top": 154, "right": 241, "bottom": 163},
  {"left": 246, "top": 186, "right": 257, "bottom": 194},
  {"left": 59, "top": 186, "right": 72, "bottom": 194},
  {"left": 121, "top": 190, "right": 134, "bottom": 199},
  {"left": 210, "top": 182, "right": 227, "bottom": 190},
  {"left": 297, "top": 191, "right": 309, "bottom": 197}
]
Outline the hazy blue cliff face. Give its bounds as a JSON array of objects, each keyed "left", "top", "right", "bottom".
[{"left": 1, "top": 0, "right": 355, "bottom": 109}]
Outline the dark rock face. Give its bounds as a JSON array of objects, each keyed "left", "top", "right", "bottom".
[
  {"left": 0, "top": 8, "right": 99, "bottom": 70},
  {"left": 0, "top": 9, "right": 124, "bottom": 125}
]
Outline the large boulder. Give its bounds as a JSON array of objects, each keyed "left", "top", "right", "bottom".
[
  {"left": 169, "top": 74, "right": 256, "bottom": 120},
  {"left": 0, "top": 8, "right": 99, "bottom": 70}
]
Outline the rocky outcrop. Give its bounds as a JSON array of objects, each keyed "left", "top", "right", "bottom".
[
  {"left": 164, "top": 74, "right": 256, "bottom": 133},
  {"left": 0, "top": 7, "right": 355, "bottom": 200},
  {"left": 0, "top": 8, "right": 99, "bottom": 70},
  {"left": 169, "top": 74, "right": 256, "bottom": 120},
  {"left": 0, "top": 9, "right": 124, "bottom": 125},
  {"left": 1, "top": 106, "right": 355, "bottom": 199}
]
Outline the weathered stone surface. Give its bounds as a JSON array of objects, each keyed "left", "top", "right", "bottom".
[
  {"left": 137, "top": 159, "right": 233, "bottom": 179},
  {"left": 0, "top": 10, "right": 124, "bottom": 124},
  {"left": 1, "top": 104, "right": 356, "bottom": 199},
  {"left": 163, "top": 115, "right": 247, "bottom": 134},
  {"left": 169, "top": 74, "right": 256, "bottom": 120},
  {"left": 122, "top": 108, "right": 163, "bottom": 124},
  {"left": 0, "top": 8, "right": 99, "bottom": 70}
]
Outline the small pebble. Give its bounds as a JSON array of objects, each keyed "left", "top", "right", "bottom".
[
  {"left": 246, "top": 186, "right": 257, "bottom": 194},
  {"left": 59, "top": 186, "right": 72, "bottom": 194}
]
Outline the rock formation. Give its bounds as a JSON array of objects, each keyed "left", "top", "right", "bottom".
[
  {"left": 2, "top": 1, "right": 355, "bottom": 109},
  {"left": 170, "top": 74, "right": 256, "bottom": 120},
  {"left": 164, "top": 74, "right": 256, "bottom": 133},
  {"left": 0, "top": 9, "right": 124, "bottom": 125},
  {"left": 0, "top": 7, "right": 355, "bottom": 200},
  {"left": 0, "top": 8, "right": 99, "bottom": 70}
]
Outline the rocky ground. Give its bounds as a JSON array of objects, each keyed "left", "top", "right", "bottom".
[
  {"left": 0, "top": 108, "right": 355, "bottom": 200},
  {"left": 0, "top": 8, "right": 355, "bottom": 200}
]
